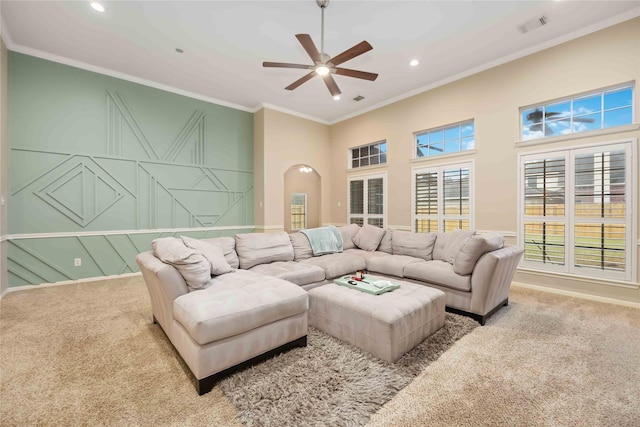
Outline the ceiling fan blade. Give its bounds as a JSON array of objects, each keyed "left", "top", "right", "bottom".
[
  {"left": 285, "top": 72, "right": 316, "bottom": 91},
  {"left": 296, "top": 34, "right": 322, "bottom": 63},
  {"left": 263, "top": 62, "right": 313, "bottom": 69},
  {"left": 334, "top": 68, "right": 378, "bottom": 81},
  {"left": 328, "top": 41, "right": 373, "bottom": 66},
  {"left": 322, "top": 74, "right": 341, "bottom": 97},
  {"left": 573, "top": 117, "right": 596, "bottom": 123}
]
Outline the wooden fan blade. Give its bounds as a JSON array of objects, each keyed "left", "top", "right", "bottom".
[
  {"left": 285, "top": 72, "right": 316, "bottom": 91},
  {"left": 322, "top": 74, "right": 341, "bottom": 97},
  {"left": 263, "top": 62, "right": 313, "bottom": 69},
  {"left": 328, "top": 41, "right": 373, "bottom": 66},
  {"left": 334, "top": 68, "right": 378, "bottom": 81},
  {"left": 296, "top": 34, "right": 322, "bottom": 63}
]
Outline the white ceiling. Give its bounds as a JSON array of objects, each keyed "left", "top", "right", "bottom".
[{"left": 2, "top": 1, "right": 639, "bottom": 124}]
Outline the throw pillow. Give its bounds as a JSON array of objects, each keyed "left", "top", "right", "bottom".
[
  {"left": 289, "top": 232, "right": 313, "bottom": 260},
  {"left": 339, "top": 223, "right": 360, "bottom": 250},
  {"left": 352, "top": 223, "right": 386, "bottom": 252},
  {"left": 151, "top": 237, "right": 211, "bottom": 291},
  {"left": 391, "top": 230, "right": 437, "bottom": 260},
  {"left": 453, "top": 233, "right": 505, "bottom": 275},
  {"left": 441, "top": 229, "right": 476, "bottom": 264},
  {"left": 181, "top": 236, "right": 234, "bottom": 275},
  {"left": 200, "top": 237, "right": 239, "bottom": 269}
]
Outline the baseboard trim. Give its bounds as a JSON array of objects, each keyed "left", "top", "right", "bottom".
[
  {"left": 0, "top": 272, "right": 142, "bottom": 299},
  {"left": 512, "top": 281, "right": 640, "bottom": 309}
]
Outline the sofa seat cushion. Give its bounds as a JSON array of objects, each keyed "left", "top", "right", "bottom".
[
  {"left": 248, "top": 261, "right": 325, "bottom": 286},
  {"left": 299, "top": 252, "right": 366, "bottom": 280},
  {"left": 343, "top": 248, "right": 390, "bottom": 268},
  {"left": 367, "top": 254, "right": 423, "bottom": 278},
  {"left": 403, "top": 260, "right": 471, "bottom": 292},
  {"left": 235, "top": 232, "right": 294, "bottom": 269},
  {"left": 173, "top": 270, "right": 308, "bottom": 346}
]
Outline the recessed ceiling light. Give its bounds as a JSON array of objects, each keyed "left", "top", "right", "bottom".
[
  {"left": 333, "top": 95, "right": 341, "bottom": 101},
  {"left": 90, "top": 2, "right": 105, "bottom": 13},
  {"left": 410, "top": 59, "right": 420, "bottom": 67}
]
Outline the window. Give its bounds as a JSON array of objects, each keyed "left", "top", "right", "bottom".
[
  {"left": 348, "top": 173, "right": 386, "bottom": 228},
  {"left": 350, "top": 141, "right": 387, "bottom": 168},
  {"left": 291, "top": 193, "right": 307, "bottom": 230},
  {"left": 415, "top": 120, "right": 475, "bottom": 158},
  {"left": 519, "top": 141, "right": 635, "bottom": 282},
  {"left": 412, "top": 162, "right": 473, "bottom": 233},
  {"left": 521, "top": 85, "right": 633, "bottom": 141}
]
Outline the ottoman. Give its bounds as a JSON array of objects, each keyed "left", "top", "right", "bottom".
[{"left": 308, "top": 281, "right": 446, "bottom": 363}]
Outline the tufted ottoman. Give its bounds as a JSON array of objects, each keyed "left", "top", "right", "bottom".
[{"left": 308, "top": 281, "right": 445, "bottom": 362}]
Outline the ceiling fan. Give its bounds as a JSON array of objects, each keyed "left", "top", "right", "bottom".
[
  {"left": 263, "top": 0, "right": 378, "bottom": 97},
  {"left": 526, "top": 109, "right": 595, "bottom": 135}
]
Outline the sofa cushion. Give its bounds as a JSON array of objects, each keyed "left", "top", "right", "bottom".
[
  {"left": 404, "top": 260, "right": 471, "bottom": 292},
  {"left": 391, "top": 230, "right": 437, "bottom": 260},
  {"left": 152, "top": 237, "right": 211, "bottom": 291},
  {"left": 343, "top": 248, "right": 390, "bottom": 269},
  {"left": 440, "top": 229, "right": 476, "bottom": 264},
  {"left": 249, "top": 261, "right": 325, "bottom": 286},
  {"left": 339, "top": 224, "right": 360, "bottom": 250},
  {"left": 299, "top": 252, "right": 366, "bottom": 280},
  {"left": 173, "top": 270, "right": 308, "bottom": 346},
  {"left": 235, "top": 232, "right": 294, "bottom": 269},
  {"left": 367, "top": 254, "right": 423, "bottom": 278},
  {"left": 201, "top": 236, "right": 239, "bottom": 269},
  {"left": 453, "top": 233, "right": 505, "bottom": 275},
  {"left": 352, "top": 224, "right": 386, "bottom": 251},
  {"left": 181, "top": 236, "right": 234, "bottom": 276},
  {"left": 289, "top": 232, "right": 313, "bottom": 261},
  {"left": 377, "top": 229, "right": 393, "bottom": 254}
]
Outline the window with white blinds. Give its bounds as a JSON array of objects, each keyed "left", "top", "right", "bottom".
[
  {"left": 519, "top": 142, "right": 634, "bottom": 282},
  {"left": 348, "top": 173, "right": 386, "bottom": 228},
  {"left": 291, "top": 193, "right": 307, "bottom": 230},
  {"left": 412, "top": 163, "right": 473, "bottom": 233}
]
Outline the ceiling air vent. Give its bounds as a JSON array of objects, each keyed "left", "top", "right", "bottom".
[
  {"left": 519, "top": 15, "right": 548, "bottom": 34},
  {"left": 353, "top": 95, "right": 365, "bottom": 102}
]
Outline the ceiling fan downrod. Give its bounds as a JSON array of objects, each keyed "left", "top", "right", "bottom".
[{"left": 317, "top": 0, "right": 329, "bottom": 61}]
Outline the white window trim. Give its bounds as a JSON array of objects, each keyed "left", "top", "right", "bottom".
[
  {"left": 517, "top": 138, "right": 637, "bottom": 284},
  {"left": 519, "top": 82, "right": 634, "bottom": 143},
  {"left": 347, "top": 140, "right": 387, "bottom": 170},
  {"left": 411, "top": 160, "right": 475, "bottom": 233},
  {"left": 347, "top": 171, "right": 388, "bottom": 228},
  {"left": 413, "top": 119, "right": 475, "bottom": 160}
]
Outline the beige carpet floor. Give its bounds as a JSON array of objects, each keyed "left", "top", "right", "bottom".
[{"left": 1, "top": 276, "right": 639, "bottom": 426}]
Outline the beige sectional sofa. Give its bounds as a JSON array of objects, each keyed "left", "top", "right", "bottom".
[{"left": 136, "top": 224, "right": 523, "bottom": 394}]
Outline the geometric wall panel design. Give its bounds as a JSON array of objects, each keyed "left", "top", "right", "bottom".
[
  {"left": 8, "top": 53, "right": 255, "bottom": 287},
  {"left": 7, "top": 228, "right": 253, "bottom": 286}
]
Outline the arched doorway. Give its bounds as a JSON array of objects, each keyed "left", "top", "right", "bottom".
[{"left": 284, "top": 165, "right": 320, "bottom": 232}]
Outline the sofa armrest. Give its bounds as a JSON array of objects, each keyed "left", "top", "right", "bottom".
[
  {"left": 469, "top": 245, "right": 524, "bottom": 315},
  {"left": 136, "top": 251, "right": 189, "bottom": 335}
]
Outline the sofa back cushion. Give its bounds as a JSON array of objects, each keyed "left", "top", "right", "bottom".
[
  {"left": 289, "top": 232, "right": 313, "bottom": 261},
  {"left": 235, "top": 232, "right": 294, "bottom": 269},
  {"left": 391, "top": 230, "right": 437, "bottom": 260},
  {"left": 151, "top": 237, "right": 211, "bottom": 291},
  {"left": 352, "top": 224, "right": 386, "bottom": 251},
  {"left": 377, "top": 229, "right": 393, "bottom": 254},
  {"left": 453, "top": 233, "right": 505, "bottom": 275},
  {"left": 201, "top": 236, "right": 239, "bottom": 269},
  {"left": 435, "top": 229, "right": 475, "bottom": 263},
  {"left": 181, "top": 236, "right": 234, "bottom": 275},
  {"left": 339, "top": 224, "right": 360, "bottom": 250}
]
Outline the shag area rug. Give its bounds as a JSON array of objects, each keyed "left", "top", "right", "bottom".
[{"left": 219, "top": 313, "right": 478, "bottom": 427}]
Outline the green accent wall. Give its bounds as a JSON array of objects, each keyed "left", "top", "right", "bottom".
[{"left": 7, "top": 52, "right": 254, "bottom": 286}]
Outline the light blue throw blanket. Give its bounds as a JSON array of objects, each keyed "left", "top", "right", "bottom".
[{"left": 301, "top": 226, "right": 344, "bottom": 256}]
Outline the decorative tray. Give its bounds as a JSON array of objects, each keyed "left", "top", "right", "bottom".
[{"left": 333, "top": 274, "right": 400, "bottom": 295}]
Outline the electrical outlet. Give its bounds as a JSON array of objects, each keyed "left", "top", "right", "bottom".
[{"left": 74, "top": 258, "right": 82, "bottom": 267}]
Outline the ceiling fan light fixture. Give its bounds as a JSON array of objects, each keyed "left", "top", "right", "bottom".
[{"left": 315, "top": 65, "right": 330, "bottom": 76}]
